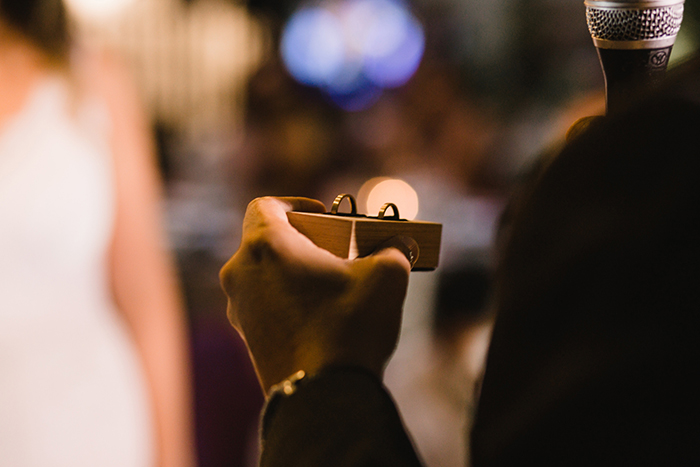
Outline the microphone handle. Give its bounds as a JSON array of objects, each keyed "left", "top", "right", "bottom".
[{"left": 597, "top": 46, "right": 673, "bottom": 114}]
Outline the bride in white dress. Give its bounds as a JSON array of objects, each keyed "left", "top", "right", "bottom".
[{"left": 0, "top": 1, "right": 195, "bottom": 466}]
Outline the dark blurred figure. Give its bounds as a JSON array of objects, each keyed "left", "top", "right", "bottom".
[
  {"left": 472, "top": 54, "right": 700, "bottom": 466},
  {"left": 433, "top": 264, "right": 492, "bottom": 340}
]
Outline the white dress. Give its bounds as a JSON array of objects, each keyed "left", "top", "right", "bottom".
[{"left": 0, "top": 77, "right": 153, "bottom": 466}]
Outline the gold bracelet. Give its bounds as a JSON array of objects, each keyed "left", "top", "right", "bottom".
[{"left": 268, "top": 370, "right": 307, "bottom": 397}]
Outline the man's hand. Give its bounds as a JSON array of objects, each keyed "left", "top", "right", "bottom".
[{"left": 220, "top": 197, "right": 415, "bottom": 396}]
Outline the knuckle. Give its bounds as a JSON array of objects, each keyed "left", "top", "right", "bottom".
[
  {"left": 245, "top": 230, "right": 278, "bottom": 264},
  {"left": 247, "top": 196, "right": 269, "bottom": 210},
  {"left": 246, "top": 196, "right": 278, "bottom": 215},
  {"left": 243, "top": 197, "right": 270, "bottom": 225},
  {"left": 219, "top": 258, "right": 240, "bottom": 301},
  {"left": 219, "top": 260, "right": 234, "bottom": 291}
]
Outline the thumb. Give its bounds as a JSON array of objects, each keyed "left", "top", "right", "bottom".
[
  {"left": 373, "top": 236, "right": 420, "bottom": 271},
  {"left": 345, "top": 236, "right": 417, "bottom": 300}
]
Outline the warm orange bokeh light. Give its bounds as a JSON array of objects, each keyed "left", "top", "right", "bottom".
[{"left": 358, "top": 177, "right": 419, "bottom": 220}]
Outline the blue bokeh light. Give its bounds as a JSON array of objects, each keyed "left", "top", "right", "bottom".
[
  {"left": 280, "top": 7, "right": 345, "bottom": 87},
  {"left": 280, "top": 0, "right": 425, "bottom": 110},
  {"left": 363, "top": 14, "right": 424, "bottom": 87}
]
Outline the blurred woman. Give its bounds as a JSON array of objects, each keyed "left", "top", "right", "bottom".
[{"left": 0, "top": 1, "right": 195, "bottom": 465}]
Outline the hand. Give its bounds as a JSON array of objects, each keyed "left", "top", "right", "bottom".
[{"left": 220, "top": 197, "right": 415, "bottom": 396}]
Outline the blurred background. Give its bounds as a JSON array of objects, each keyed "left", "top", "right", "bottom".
[{"left": 58, "top": 0, "right": 700, "bottom": 465}]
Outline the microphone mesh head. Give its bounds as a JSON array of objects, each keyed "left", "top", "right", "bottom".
[{"left": 585, "top": 1, "right": 684, "bottom": 48}]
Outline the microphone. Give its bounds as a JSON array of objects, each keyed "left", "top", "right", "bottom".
[{"left": 584, "top": 0, "right": 685, "bottom": 113}]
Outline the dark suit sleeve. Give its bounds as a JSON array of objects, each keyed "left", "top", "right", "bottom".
[{"left": 259, "top": 368, "right": 424, "bottom": 467}]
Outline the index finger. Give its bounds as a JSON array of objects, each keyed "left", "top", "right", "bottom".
[
  {"left": 242, "top": 196, "right": 326, "bottom": 234},
  {"left": 240, "top": 196, "right": 346, "bottom": 270},
  {"left": 278, "top": 196, "right": 328, "bottom": 214}
]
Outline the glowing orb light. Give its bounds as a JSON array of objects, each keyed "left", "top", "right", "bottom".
[
  {"left": 280, "top": 0, "right": 425, "bottom": 111},
  {"left": 280, "top": 7, "right": 346, "bottom": 87},
  {"left": 359, "top": 177, "right": 419, "bottom": 220},
  {"left": 64, "top": 0, "right": 136, "bottom": 21},
  {"left": 344, "top": 0, "right": 424, "bottom": 88}
]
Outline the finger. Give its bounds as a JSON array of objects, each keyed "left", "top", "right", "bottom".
[
  {"left": 242, "top": 197, "right": 327, "bottom": 243},
  {"left": 374, "top": 236, "right": 419, "bottom": 271},
  {"left": 243, "top": 196, "right": 322, "bottom": 229},
  {"left": 277, "top": 196, "right": 327, "bottom": 214},
  {"left": 349, "top": 237, "right": 416, "bottom": 286},
  {"left": 241, "top": 197, "right": 348, "bottom": 275}
]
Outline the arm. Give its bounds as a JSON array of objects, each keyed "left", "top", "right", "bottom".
[
  {"left": 93, "top": 52, "right": 196, "bottom": 467},
  {"left": 220, "top": 197, "right": 423, "bottom": 466},
  {"left": 260, "top": 368, "right": 423, "bottom": 467}
]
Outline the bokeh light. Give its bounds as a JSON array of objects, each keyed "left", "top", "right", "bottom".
[
  {"left": 280, "top": 0, "right": 425, "bottom": 110},
  {"left": 347, "top": 0, "right": 424, "bottom": 88},
  {"left": 280, "top": 7, "right": 345, "bottom": 87},
  {"left": 64, "top": 0, "right": 136, "bottom": 21},
  {"left": 359, "top": 177, "right": 419, "bottom": 220}
]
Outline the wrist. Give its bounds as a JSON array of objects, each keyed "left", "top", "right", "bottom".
[
  {"left": 256, "top": 337, "right": 385, "bottom": 396},
  {"left": 261, "top": 366, "right": 385, "bottom": 438},
  {"left": 266, "top": 369, "right": 307, "bottom": 400}
]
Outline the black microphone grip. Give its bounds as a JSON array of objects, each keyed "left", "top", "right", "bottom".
[{"left": 597, "top": 46, "right": 673, "bottom": 113}]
